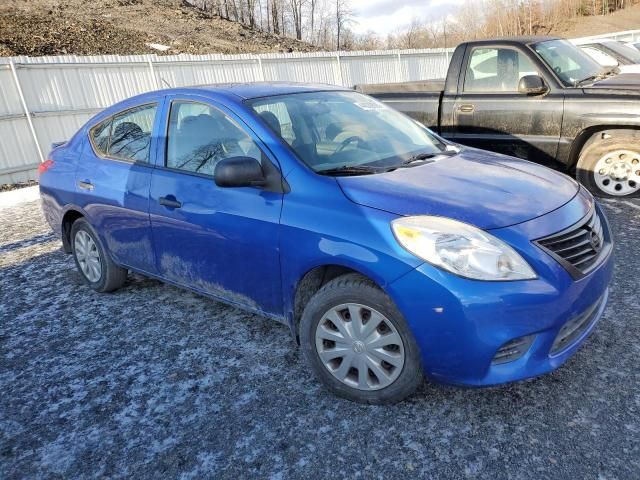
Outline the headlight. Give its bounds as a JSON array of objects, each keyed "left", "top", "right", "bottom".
[{"left": 391, "top": 216, "right": 536, "bottom": 281}]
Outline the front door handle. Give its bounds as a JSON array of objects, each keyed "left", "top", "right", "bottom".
[
  {"left": 159, "top": 196, "right": 182, "bottom": 209},
  {"left": 458, "top": 104, "right": 475, "bottom": 113},
  {"left": 78, "top": 180, "right": 94, "bottom": 191}
]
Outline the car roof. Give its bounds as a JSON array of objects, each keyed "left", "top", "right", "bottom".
[
  {"left": 462, "top": 36, "right": 560, "bottom": 47},
  {"left": 113, "top": 82, "right": 351, "bottom": 107},
  {"left": 86, "top": 82, "right": 353, "bottom": 127}
]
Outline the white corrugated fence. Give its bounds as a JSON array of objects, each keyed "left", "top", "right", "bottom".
[{"left": 1, "top": 28, "right": 639, "bottom": 184}]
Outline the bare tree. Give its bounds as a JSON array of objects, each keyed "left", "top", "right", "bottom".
[
  {"left": 289, "top": 0, "right": 304, "bottom": 40},
  {"left": 335, "top": 0, "right": 352, "bottom": 50}
]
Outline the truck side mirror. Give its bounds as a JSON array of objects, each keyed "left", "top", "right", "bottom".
[
  {"left": 214, "top": 156, "right": 266, "bottom": 188},
  {"left": 518, "top": 75, "right": 549, "bottom": 96}
]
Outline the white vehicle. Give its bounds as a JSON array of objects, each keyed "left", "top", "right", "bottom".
[{"left": 574, "top": 39, "right": 640, "bottom": 74}]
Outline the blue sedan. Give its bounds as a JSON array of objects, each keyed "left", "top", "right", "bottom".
[{"left": 39, "top": 83, "right": 614, "bottom": 403}]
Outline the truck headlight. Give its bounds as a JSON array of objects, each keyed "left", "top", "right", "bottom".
[{"left": 392, "top": 216, "right": 536, "bottom": 281}]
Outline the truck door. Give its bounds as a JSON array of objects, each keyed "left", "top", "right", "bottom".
[{"left": 452, "top": 45, "right": 563, "bottom": 166}]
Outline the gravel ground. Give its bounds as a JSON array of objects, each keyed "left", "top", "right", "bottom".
[{"left": 1, "top": 196, "right": 639, "bottom": 479}]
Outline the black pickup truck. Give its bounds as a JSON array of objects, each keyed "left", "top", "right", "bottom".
[{"left": 358, "top": 36, "right": 640, "bottom": 198}]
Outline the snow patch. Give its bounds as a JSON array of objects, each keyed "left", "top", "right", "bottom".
[{"left": 0, "top": 186, "right": 40, "bottom": 209}]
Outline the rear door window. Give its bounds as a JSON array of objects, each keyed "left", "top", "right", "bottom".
[
  {"left": 108, "top": 104, "right": 157, "bottom": 162},
  {"left": 89, "top": 103, "right": 157, "bottom": 162}
]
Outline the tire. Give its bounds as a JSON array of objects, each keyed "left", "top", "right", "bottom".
[
  {"left": 299, "top": 273, "right": 423, "bottom": 404},
  {"left": 576, "top": 129, "right": 640, "bottom": 198},
  {"left": 70, "top": 218, "right": 127, "bottom": 292}
]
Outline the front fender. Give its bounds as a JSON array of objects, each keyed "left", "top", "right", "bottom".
[
  {"left": 279, "top": 168, "right": 422, "bottom": 332},
  {"left": 559, "top": 95, "right": 640, "bottom": 165}
]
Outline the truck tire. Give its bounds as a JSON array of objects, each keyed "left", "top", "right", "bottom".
[
  {"left": 576, "top": 129, "right": 640, "bottom": 197},
  {"left": 71, "top": 218, "right": 128, "bottom": 292},
  {"left": 299, "top": 273, "right": 423, "bottom": 404}
]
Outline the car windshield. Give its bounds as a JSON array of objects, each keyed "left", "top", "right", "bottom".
[
  {"left": 532, "top": 39, "right": 605, "bottom": 86},
  {"left": 604, "top": 41, "right": 640, "bottom": 63},
  {"left": 247, "top": 91, "right": 447, "bottom": 174}
]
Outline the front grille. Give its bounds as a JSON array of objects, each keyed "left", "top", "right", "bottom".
[
  {"left": 550, "top": 293, "right": 606, "bottom": 356},
  {"left": 536, "top": 208, "right": 607, "bottom": 278},
  {"left": 492, "top": 335, "right": 535, "bottom": 365}
]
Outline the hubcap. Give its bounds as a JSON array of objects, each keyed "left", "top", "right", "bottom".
[
  {"left": 74, "top": 230, "right": 102, "bottom": 283},
  {"left": 315, "top": 303, "right": 405, "bottom": 391},
  {"left": 594, "top": 149, "right": 640, "bottom": 196}
]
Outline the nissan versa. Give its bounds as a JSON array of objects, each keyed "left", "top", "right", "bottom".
[{"left": 39, "top": 83, "right": 614, "bottom": 403}]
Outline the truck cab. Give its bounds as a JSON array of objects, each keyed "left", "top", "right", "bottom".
[{"left": 360, "top": 36, "right": 640, "bottom": 198}]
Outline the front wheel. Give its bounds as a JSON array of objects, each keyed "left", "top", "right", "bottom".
[
  {"left": 299, "top": 274, "right": 423, "bottom": 404},
  {"left": 576, "top": 130, "right": 640, "bottom": 197}
]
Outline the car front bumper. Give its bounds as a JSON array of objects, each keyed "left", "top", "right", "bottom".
[{"left": 387, "top": 191, "right": 614, "bottom": 387}]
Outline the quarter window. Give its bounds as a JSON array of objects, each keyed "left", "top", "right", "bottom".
[
  {"left": 166, "top": 101, "right": 262, "bottom": 176},
  {"left": 89, "top": 103, "right": 157, "bottom": 162},
  {"left": 464, "top": 48, "right": 538, "bottom": 92},
  {"left": 91, "top": 119, "right": 111, "bottom": 156}
]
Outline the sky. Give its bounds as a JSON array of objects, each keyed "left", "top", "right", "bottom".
[{"left": 349, "top": 0, "right": 466, "bottom": 36}]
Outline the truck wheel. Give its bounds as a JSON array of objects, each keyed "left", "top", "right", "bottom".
[
  {"left": 576, "top": 130, "right": 640, "bottom": 197},
  {"left": 71, "top": 218, "right": 127, "bottom": 292},
  {"left": 299, "top": 273, "right": 423, "bottom": 404}
]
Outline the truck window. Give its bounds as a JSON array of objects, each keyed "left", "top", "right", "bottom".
[
  {"left": 532, "top": 39, "right": 602, "bottom": 86},
  {"left": 464, "top": 47, "right": 537, "bottom": 93}
]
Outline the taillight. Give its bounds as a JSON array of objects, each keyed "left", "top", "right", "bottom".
[{"left": 38, "top": 159, "right": 54, "bottom": 175}]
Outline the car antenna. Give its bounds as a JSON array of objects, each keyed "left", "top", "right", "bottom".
[{"left": 160, "top": 76, "right": 173, "bottom": 89}]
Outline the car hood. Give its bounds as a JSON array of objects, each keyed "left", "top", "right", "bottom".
[
  {"left": 583, "top": 73, "right": 640, "bottom": 95},
  {"left": 336, "top": 148, "right": 580, "bottom": 230}
]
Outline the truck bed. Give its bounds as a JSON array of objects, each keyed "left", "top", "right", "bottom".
[
  {"left": 355, "top": 81, "right": 445, "bottom": 131},
  {"left": 355, "top": 80, "right": 445, "bottom": 94}
]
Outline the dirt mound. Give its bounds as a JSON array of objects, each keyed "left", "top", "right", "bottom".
[
  {"left": 0, "top": 0, "right": 318, "bottom": 57},
  {"left": 559, "top": 4, "right": 640, "bottom": 39}
]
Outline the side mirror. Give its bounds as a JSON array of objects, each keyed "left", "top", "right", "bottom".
[
  {"left": 518, "top": 75, "right": 549, "bottom": 96},
  {"left": 214, "top": 156, "right": 266, "bottom": 188}
]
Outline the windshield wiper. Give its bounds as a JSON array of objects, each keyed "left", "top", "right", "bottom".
[
  {"left": 575, "top": 74, "right": 599, "bottom": 86},
  {"left": 576, "top": 67, "right": 618, "bottom": 86},
  {"left": 316, "top": 165, "right": 383, "bottom": 176},
  {"left": 392, "top": 150, "right": 456, "bottom": 170}
]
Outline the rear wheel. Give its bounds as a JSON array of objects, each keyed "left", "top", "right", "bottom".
[
  {"left": 299, "top": 274, "right": 423, "bottom": 404},
  {"left": 576, "top": 130, "right": 640, "bottom": 197},
  {"left": 71, "top": 218, "right": 127, "bottom": 292}
]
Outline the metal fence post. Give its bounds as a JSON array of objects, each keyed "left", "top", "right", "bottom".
[
  {"left": 9, "top": 60, "right": 44, "bottom": 163},
  {"left": 333, "top": 54, "right": 345, "bottom": 86},
  {"left": 256, "top": 56, "right": 266, "bottom": 81},
  {"left": 147, "top": 57, "right": 160, "bottom": 90},
  {"left": 396, "top": 52, "right": 404, "bottom": 82}
]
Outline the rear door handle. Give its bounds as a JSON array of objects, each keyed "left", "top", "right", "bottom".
[
  {"left": 458, "top": 104, "right": 475, "bottom": 113},
  {"left": 78, "top": 180, "right": 94, "bottom": 191},
  {"left": 159, "top": 196, "right": 182, "bottom": 209}
]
